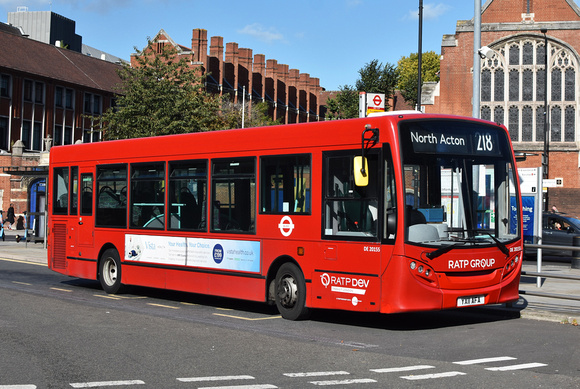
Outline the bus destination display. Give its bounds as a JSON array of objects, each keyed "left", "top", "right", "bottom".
[{"left": 409, "top": 128, "right": 501, "bottom": 156}]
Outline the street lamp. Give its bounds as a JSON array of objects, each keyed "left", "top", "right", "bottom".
[
  {"left": 473, "top": 0, "right": 482, "bottom": 118},
  {"left": 541, "top": 28, "right": 549, "bottom": 211},
  {"left": 417, "top": 0, "right": 423, "bottom": 112}
]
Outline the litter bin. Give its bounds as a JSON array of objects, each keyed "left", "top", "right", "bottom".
[{"left": 572, "top": 235, "right": 580, "bottom": 269}]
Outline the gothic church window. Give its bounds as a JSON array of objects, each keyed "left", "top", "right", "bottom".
[{"left": 480, "top": 38, "right": 578, "bottom": 143}]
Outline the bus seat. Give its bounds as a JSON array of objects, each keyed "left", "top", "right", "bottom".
[
  {"left": 433, "top": 223, "right": 449, "bottom": 240},
  {"left": 408, "top": 224, "right": 440, "bottom": 243},
  {"left": 406, "top": 206, "right": 427, "bottom": 226}
]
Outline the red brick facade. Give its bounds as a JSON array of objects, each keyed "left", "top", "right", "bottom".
[
  {"left": 136, "top": 29, "right": 325, "bottom": 124},
  {"left": 424, "top": 0, "right": 580, "bottom": 216},
  {"left": 0, "top": 25, "right": 121, "bottom": 225}
]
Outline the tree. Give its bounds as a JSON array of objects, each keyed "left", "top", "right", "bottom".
[
  {"left": 355, "top": 59, "right": 398, "bottom": 111},
  {"left": 97, "top": 40, "right": 226, "bottom": 140},
  {"left": 324, "top": 85, "right": 359, "bottom": 120},
  {"left": 221, "top": 100, "right": 279, "bottom": 129},
  {"left": 397, "top": 51, "right": 440, "bottom": 109},
  {"left": 325, "top": 60, "right": 398, "bottom": 120}
]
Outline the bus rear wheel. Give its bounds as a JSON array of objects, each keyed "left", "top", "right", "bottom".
[
  {"left": 275, "top": 263, "right": 309, "bottom": 320},
  {"left": 99, "top": 248, "right": 125, "bottom": 294}
]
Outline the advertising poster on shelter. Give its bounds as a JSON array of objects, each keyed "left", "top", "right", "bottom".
[{"left": 521, "top": 196, "right": 535, "bottom": 244}]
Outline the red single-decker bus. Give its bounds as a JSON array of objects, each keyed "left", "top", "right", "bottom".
[{"left": 48, "top": 112, "right": 523, "bottom": 320}]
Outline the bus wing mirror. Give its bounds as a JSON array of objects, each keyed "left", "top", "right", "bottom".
[
  {"left": 353, "top": 156, "right": 368, "bottom": 187},
  {"left": 387, "top": 210, "right": 397, "bottom": 236},
  {"left": 356, "top": 125, "right": 379, "bottom": 187}
]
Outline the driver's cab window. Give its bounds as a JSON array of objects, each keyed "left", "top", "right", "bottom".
[
  {"left": 323, "top": 151, "right": 378, "bottom": 239},
  {"left": 403, "top": 163, "right": 447, "bottom": 243}
]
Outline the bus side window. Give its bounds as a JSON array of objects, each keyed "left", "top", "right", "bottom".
[
  {"left": 260, "top": 154, "right": 311, "bottom": 214},
  {"left": 80, "top": 173, "right": 93, "bottom": 216},
  {"left": 384, "top": 144, "right": 397, "bottom": 241},
  {"left": 168, "top": 160, "right": 207, "bottom": 231},
  {"left": 130, "top": 162, "right": 165, "bottom": 229},
  {"left": 323, "top": 151, "right": 379, "bottom": 239},
  {"left": 52, "top": 167, "right": 69, "bottom": 215},
  {"left": 70, "top": 166, "right": 78, "bottom": 215},
  {"left": 96, "top": 165, "right": 127, "bottom": 228},
  {"left": 211, "top": 158, "right": 256, "bottom": 233}
]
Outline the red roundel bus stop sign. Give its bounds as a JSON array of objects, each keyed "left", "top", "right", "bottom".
[{"left": 366, "top": 93, "right": 385, "bottom": 115}]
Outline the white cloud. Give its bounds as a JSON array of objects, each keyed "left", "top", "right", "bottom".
[
  {"left": 0, "top": 0, "right": 49, "bottom": 12},
  {"left": 238, "top": 23, "right": 284, "bottom": 44},
  {"left": 424, "top": 3, "right": 450, "bottom": 19},
  {"left": 406, "top": 2, "right": 451, "bottom": 20},
  {"left": 0, "top": 0, "right": 132, "bottom": 14}
]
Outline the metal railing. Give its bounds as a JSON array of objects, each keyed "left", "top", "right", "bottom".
[
  {"left": 521, "top": 242, "right": 580, "bottom": 300},
  {"left": 520, "top": 270, "right": 580, "bottom": 302}
]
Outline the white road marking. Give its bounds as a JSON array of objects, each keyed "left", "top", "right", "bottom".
[
  {"left": 198, "top": 384, "right": 278, "bottom": 389},
  {"left": 177, "top": 375, "right": 255, "bottom": 382},
  {"left": 454, "top": 356, "right": 517, "bottom": 365},
  {"left": 0, "top": 385, "right": 37, "bottom": 389},
  {"left": 284, "top": 371, "right": 349, "bottom": 377},
  {"left": 401, "top": 371, "right": 467, "bottom": 380},
  {"left": 69, "top": 380, "right": 145, "bottom": 388},
  {"left": 486, "top": 362, "right": 548, "bottom": 371},
  {"left": 370, "top": 365, "right": 435, "bottom": 373},
  {"left": 309, "top": 378, "right": 377, "bottom": 386}
]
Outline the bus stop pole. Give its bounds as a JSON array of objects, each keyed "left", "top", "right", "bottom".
[{"left": 537, "top": 167, "right": 543, "bottom": 287}]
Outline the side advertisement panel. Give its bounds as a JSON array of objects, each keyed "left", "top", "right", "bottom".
[{"left": 124, "top": 234, "right": 261, "bottom": 273}]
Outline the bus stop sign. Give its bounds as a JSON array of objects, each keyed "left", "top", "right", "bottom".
[{"left": 359, "top": 92, "right": 385, "bottom": 117}]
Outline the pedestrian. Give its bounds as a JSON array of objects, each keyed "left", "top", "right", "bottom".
[
  {"left": 6, "top": 204, "right": 15, "bottom": 230},
  {"left": 0, "top": 210, "right": 4, "bottom": 241}
]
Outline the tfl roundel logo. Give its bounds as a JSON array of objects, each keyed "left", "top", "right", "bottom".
[
  {"left": 278, "top": 216, "right": 295, "bottom": 237},
  {"left": 213, "top": 244, "right": 224, "bottom": 264}
]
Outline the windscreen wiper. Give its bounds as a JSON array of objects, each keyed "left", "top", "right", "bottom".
[
  {"left": 463, "top": 229, "right": 510, "bottom": 257},
  {"left": 484, "top": 233, "right": 510, "bottom": 257},
  {"left": 425, "top": 242, "right": 465, "bottom": 260}
]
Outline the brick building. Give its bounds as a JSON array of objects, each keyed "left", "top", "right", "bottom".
[
  {"left": 0, "top": 22, "right": 121, "bottom": 230},
  {"left": 423, "top": 0, "right": 580, "bottom": 216},
  {"left": 136, "top": 29, "right": 326, "bottom": 124}
]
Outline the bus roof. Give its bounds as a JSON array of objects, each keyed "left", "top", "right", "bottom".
[{"left": 49, "top": 113, "right": 496, "bottom": 165}]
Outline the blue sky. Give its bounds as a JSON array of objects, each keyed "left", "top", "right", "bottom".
[{"left": 2, "top": 0, "right": 480, "bottom": 90}]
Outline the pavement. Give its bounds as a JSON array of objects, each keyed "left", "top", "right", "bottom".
[{"left": 0, "top": 228, "right": 579, "bottom": 325}]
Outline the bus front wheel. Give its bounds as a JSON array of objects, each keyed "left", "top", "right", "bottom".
[
  {"left": 275, "top": 263, "right": 310, "bottom": 320},
  {"left": 99, "top": 249, "right": 125, "bottom": 294}
]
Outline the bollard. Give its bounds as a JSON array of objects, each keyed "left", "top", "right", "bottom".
[{"left": 572, "top": 236, "right": 580, "bottom": 269}]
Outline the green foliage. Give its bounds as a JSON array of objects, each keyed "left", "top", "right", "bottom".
[
  {"left": 355, "top": 59, "right": 398, "bottom": 111},
  {"left": 325, "top": 60, "right": 398, "bottom": 120},
  {"left": 221, "top": 100, "right": 279, "bottom": 128},
  {"left": 325, "top": 85, "right": 359, "bottom": 120},
  {"left": 98, "top": 40, "right": 226, "bottom": 140},
  {"left": 397, "top": 51, "right": 440, "bottom": 109}
]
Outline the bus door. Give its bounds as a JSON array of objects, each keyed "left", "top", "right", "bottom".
[
  {"left": 318, "top": 149, "right": 383, "bottom": 310},
  {"left": 77, "top": 170, "right": 94, "bottom": 247}
]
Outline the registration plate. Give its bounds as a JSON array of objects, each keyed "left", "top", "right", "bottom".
[{"left": 457, "top": 295, "right": 485, "bottom": 307}]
